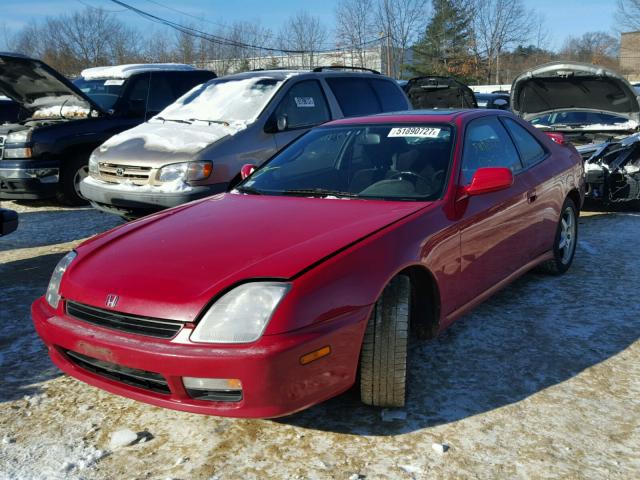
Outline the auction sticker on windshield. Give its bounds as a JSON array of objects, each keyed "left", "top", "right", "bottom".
[
  {"left": 295, "top": 97, "right": 315, "bottom": 108},
  {"left": 388, "top": 127, "right": 441, "bottom": 138}
]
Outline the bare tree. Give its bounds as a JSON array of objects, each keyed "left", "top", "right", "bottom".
[
  {"left": 616, "top": 0, "right": 640, "bottom": 32},
  {"left": 470, "top": 0, "right": 535, "bottom": 83},
  {"left": 374, "top": 0, "right": 429, "bottom": 78},
  {"left": 279, "top": 11, "right": 328, "bottom": 68},
  {"left": 560, "top": 31, "right": 619, "bottom": 68},
  {"left": 335, "top": 0, "right": 376, "bottom": 68}
]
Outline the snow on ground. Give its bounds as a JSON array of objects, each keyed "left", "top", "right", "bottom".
[{"left": 0, "top": 201, "right": 639, "bottom": 479}]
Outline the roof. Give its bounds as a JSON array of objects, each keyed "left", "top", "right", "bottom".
[
  {"left": 80, "top": 63, "right": 199, "bottom": 80},
  {"left": 324, "top": 109, "right": 506, "bottom": 127}
]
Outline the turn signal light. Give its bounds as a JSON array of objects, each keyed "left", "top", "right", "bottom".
[{"left": 300, "top": 346, "right": 331, "bottom": 365}]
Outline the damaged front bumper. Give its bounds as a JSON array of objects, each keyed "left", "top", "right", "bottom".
[
  {"left": 577, "top": 133, "right": 640, "bottom": 204},
  {"left": 0, "top": 160, "right": 60, "bottom": 199}
]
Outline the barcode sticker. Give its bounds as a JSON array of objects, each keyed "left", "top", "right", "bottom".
[
  {"left": 388, "top": 127, "right": 441, "bottom": 138},
  {"left": 104, "top": 79, "right": 125, "bottom": 86},
  {"left": 294, "top": 97, "right": 315, "bottom": 108}
]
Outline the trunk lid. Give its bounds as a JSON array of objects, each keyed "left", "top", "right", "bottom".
[{"left": 404, "top": 76, "right": 477, "bottom": 109}]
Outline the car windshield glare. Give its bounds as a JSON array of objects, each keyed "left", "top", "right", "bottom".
[
  {"left": 238, "top": 124, "right": 454, "bottom": 201},
  {"left": 73, "top": 77, "right": 124, "bottom": 110},
  {"left": 154, "top": 77, "right": 284, "bottom": 126}
]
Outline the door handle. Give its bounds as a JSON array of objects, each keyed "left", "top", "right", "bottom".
[{"left": 527, "top": 190, "right": 538, "bottom": 203}]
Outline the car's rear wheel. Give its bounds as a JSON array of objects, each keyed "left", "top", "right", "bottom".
[
  {"left": 56, "top": 155, "right": 89, "bottom": 206},
  {"left": 359, "top": 275, "right": 410, "bottom": 408},
  {"left": 539, "top": 197, "right": 578, "bottom": 275}
]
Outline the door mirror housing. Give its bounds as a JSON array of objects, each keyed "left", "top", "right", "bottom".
[
  {"left": 0, "top": 208, "right": 18, "bottom": 236},
  {"left": 240, "top": 164, "right": 256, "bottom": 180},
  {"left": 276, "top": 114, "right": 288, "bottom": 132},
  {"left": 464, "top": 167, "right": 514, "bottom": 196}
]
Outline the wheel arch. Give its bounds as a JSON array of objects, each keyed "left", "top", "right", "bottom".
[
  {"left": 567, "top": 188, "right": 582, "bottom": 214},
  {"left": 395, "top": 264, "right": 441, "bottom": 339}
]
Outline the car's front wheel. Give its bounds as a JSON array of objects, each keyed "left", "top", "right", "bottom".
[
  {"left": 56, "top": 155, "right": 89, "bottom": 206},
  {"left": 359, "top": 275, "right": 410, "bottom": 408},
  {"left": 539, "top": 197, "right": 578, "bottom": 275}
]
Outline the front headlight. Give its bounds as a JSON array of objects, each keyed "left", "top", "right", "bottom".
[
  {"left": 3, "top": 147, "right": 32, "bottom": 159},
  {"left": 6, "top": 130, "right": 31, "bottom": 144},
  {"left": 190, "top": 282, "right": 290, "bottom": 344},
  {"left": 45, "top": 251, "right": 77, "bottom": 308},
  {"left": 88, "top": 153, "right": 99, "bottom": 176},
  {"left": 157, "top": 161, "right": 212, "bottom": 183}
]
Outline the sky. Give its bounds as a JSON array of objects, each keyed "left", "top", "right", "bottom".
[{"left": 0, "top": 0, "right": 618, "bottom": 51}]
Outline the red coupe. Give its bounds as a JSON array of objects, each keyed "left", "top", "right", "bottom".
[{"left": 32, "top": 110, "right": 584, "bottom": 418}]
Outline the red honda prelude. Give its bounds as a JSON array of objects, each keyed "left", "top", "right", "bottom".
[{"left": 32, "top": 110, "right": 584, "bottom": 418}]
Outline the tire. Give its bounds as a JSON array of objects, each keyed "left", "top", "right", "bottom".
[
  {"left": 359, "top": 275, "right": 410, "bottom": 408},
  {"left": 56, "top": 155, "right": 89, "bottom": 206},
  {"left": 538, "top": 197, "right": 578, "bottom": 275}
]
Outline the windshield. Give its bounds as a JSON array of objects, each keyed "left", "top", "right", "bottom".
[
  {"left": 531, "top": 111, "right": 631, "bottom": 127},
  {"left": 237, "top": 124, "right": 454, "bottom": 201},
  {"left": 154, "top": 76, "right": 284, "bottom": 126},
  {"left": 73, "top": 77, "right": 124, "bottom": 110}
]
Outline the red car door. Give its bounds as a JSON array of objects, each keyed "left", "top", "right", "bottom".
[{"left": 453, "top": 116, "right": 540, "bottom": 311}]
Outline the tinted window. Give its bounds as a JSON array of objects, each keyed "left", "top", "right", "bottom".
[
  {"left": 461, "top": 117, "right": 523, "bottom": 184},
  {"left": 147, "top": 73, "right": 177, "bottom": 114},
  {"left": 370, "top": 79, "right": 408, "bottom": 111},
  {"left": 326, "top": 78, "right": 381, "bottom": 116},
  {"left": 122, "top": 74, "right": 150, "bottom": 117},
  {"left": 502, "top": 117, "right": 546, "bottom": 167},
  {"left": 275, "top": 80, "right": 330, "bottom": 129},
  {"left": 530, "top": 111, "right": 629, "bottom": 126}
]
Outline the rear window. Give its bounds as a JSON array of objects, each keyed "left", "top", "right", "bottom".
[{"left": 370, "top": 79, "right": 409, "bottom": 112}]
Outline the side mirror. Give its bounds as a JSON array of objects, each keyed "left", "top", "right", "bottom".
[
  {"left": 464, "top": 167, "right": 513, "bottom": 196},
  {"left": 240, "top": 164, "right": 256, "bottom": 180},
  {"left": 0, "top": 209, "right": 18, "bottom": 236},
  {"left": 276, "top": 114, "right": 288, "bottom": 132}
]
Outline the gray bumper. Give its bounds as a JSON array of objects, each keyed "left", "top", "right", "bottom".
[{"left": 80, "top": 179, "right": 217, "bottom": 214}]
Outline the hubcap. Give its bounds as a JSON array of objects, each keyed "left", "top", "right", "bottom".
[
  {"left": 558, "top": 206, "right": 576, "bottom": 264},
  {"left": 73, "top": 165, "right": 89, "bottom": 199}
]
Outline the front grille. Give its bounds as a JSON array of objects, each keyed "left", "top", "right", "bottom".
[
  {"left": 66, "top": 301, "right": 184, "bottom": 339},
  {"left": 98, "top": 162, "right": 152, "bottom": 184},
  {"left": 64, "top": 350, "right": 170, "bottom": 394}
]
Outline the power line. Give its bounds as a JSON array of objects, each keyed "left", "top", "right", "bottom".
[{"left": 108, "top": 0, "right": 388, "bottom": 55}]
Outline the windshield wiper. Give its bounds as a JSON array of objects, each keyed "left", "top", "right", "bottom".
[
  {"left": 155, "top": 116, "right": 192, "bottom": 124},
  {"left": 235, "top": 185, "right": 263, "bottom": 195},
  {"left": 189, "top": 118, "right": 230, "bottom": 126},
  {"left": 282, "top": 188, "right": 359, "bottom": 198}
]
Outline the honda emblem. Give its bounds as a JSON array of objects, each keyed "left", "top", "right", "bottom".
[{"left": 105, "top": 294, "right": 119, "bottom": 308}]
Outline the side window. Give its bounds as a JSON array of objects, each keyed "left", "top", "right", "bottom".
[
  {"left": 502, "top": 117, "right": 547, "bottom": 168},
  {"left": 147, "top": 73, "right": 177, "bottom": 115},
  {"left": 370, "top": 79, "right": 409, "bottom": 111},
  {"left": 325, "top": 77, "right": 382, "bottom": 117},
  {"left": 275, "top": 80, "right": 330, "bottom": 130},
  {"left": 461, "top": 117, "right": 523, "bottom": 184},
  {"left": 122, "top": 73, "right": 150, "bottom": 118}
]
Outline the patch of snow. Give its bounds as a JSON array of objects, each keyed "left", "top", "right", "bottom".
[
  {"left": 432, "top": 443, "right": 449, "bottom": 454},
  {"left": 98, "top": 121, "right": 236, "bottom": 155},
  {"left": 82, "top": 175, "right": 193, "bottom": 193},
  {"left": 80, "top": 63, "right": 196, "bottom": 80},
  {"left": 381, "top": 409, "right": 407, "bottom": 422},
  {"left": 399, "top": 464, "right": 421, "bottom": 474},
  {"left": 158, "top": 76, "right": 285, "bottom": 126},
  {"left": 32, "top": 105, "right": 90, "bottom": 119},
  {"left": 109, "top": 428, "right": 138, "bottom": 449},
  {"left": 585, "top": 162, "right": 606, "bottom": 172},
  {"left": 624, "top": 164, "right": 640, "bottom": 174}
]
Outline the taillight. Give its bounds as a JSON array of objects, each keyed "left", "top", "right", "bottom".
[{"left": 545, "top": 132, "right": 566, "bottom": 145}]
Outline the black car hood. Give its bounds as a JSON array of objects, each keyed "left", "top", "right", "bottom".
[
  {"left": 0, "top": 52, "right": 104, "bottom": 115},
  {"left": 404, "top": 76, "right": 477, "bottom": 109},
  {"left": 511, "top": 62, "right": 640, "bottom": 126}
]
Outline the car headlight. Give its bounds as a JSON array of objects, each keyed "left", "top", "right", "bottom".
[
  {"left": 3, "top": 147, "right": 32, "bottom": 159},
  {"left": 157, "top": 161, "right": 212, "bottom": 183},
  {"left": 6, "top": 130, "right": 31, "bottom": 144},
  {"left": 88, "top": 153, "right": 99, "bottom": 176},
  {"left": 190, "top": 282, "right": 290, "bottom": 343},
  {"left": 45, "top": 251, "right": 77, "bottom": 309}
]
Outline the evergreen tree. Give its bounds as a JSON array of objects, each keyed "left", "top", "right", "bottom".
[{"left": 411, "top": 0, "right": 474, "bottom": 80}]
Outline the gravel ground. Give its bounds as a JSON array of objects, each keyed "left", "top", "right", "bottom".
[{"left": 0, "top": 200, "right": 639, "bottom": 480}]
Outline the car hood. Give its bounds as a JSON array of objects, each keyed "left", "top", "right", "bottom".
[
  {"left": 0, "top": 52, "right": 104, "bottom": 116},
  {"left": 510, "top": 62, "right": 640, "bottom": 128},
  {"left": 62, "top": 193, "right": 428, "bottom": 321},
  {"left": 94, "top": 120, "right": 241, "bottom": 165},
  {"left": 404, "top": 76, "right": 477, "bottom": 109}
]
